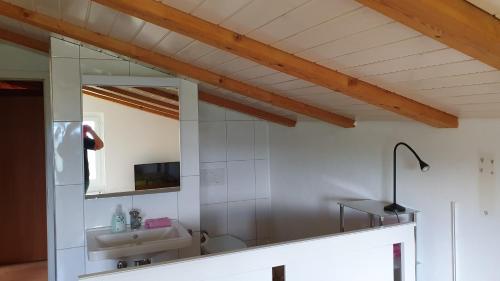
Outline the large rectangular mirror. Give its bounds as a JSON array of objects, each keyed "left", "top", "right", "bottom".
[{"left": 82, "top": 83, "right": 180, "bottom": 198}]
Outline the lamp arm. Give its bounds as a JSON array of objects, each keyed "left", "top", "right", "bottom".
[{"left": 393, "top": 142, "right": 426, "bottom": 203}]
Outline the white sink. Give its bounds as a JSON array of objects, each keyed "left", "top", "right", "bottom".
[{"left": 86, "top": 220, "right": 192, "bottom": 261}]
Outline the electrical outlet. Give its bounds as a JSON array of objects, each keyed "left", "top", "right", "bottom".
[{"left": 478, "top": 155, "right": 495, "bottom": 216}]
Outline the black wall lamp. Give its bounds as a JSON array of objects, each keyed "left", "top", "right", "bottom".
[{"left": 384, "top": 142, "right": 430, "bottom": 212}]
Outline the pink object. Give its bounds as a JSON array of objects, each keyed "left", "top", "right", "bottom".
[
  {"left": 393, "top": 244, "right": 401, "bottom": 258},
  {"left": 144, "top": 217, "right": 171, "bottom": 229}
]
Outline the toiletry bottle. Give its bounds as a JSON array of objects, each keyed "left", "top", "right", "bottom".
[{"left": 111, "top": 204, "right": 126, "bottom": 233}]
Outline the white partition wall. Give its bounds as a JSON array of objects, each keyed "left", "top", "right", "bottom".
[{"left": 80, "top": 223, "right": 416, "bottom": 281}]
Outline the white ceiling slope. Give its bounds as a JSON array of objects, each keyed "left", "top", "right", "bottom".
[{"left": 1, "top": 0, "right": 500, "bottom": 122}]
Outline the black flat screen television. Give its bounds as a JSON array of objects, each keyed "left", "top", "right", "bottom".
[{"left": 134, "top": 162, "right": 180, "bottom": 191}]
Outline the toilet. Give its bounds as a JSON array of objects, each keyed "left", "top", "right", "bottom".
[{"left": 201, "top": 233, "right": 247, "bottom": 254}]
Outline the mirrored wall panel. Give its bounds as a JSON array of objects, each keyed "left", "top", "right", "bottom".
[{"left": 82, "top": 85, "right": 180, "bottom": 198}]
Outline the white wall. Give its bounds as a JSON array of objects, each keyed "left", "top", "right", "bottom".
[
  {"left": 269, "top": 119, "right": 500, "bottom": 281},
  {"left": 198, "top": 102, "right": 272, "bottom": 247},
  {"left": 81, "top": 223, "right": 416, "bottom": 281},
  {"left": 50, "top": 37, "right": 200, "bottom": 281},
  {"left": 83, "top": 95, "right": 180, "bottom": 194}
]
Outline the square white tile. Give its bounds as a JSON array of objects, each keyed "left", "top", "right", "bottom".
[
  {"left": 51, "top": 37, "right": 79, "bottom": 58},
  {"left": 178, "top": 175, "right": 200, "bottom": 231},
  {"left": 199, "top": 122, "right": 226, "bottom": 162},
  {"left": 80, "top": 59, "right": 130, "bottom": 75},
  {"left": 199, "top": 102, "right": 226, "bottom": 121},
  {"left": 84, "top": 196, "right": 133, "bottom": 229},
  {"left": 228, "top": 200, "right": 256, "bottom": 241},
  {"left": 256, "top": 198, "right": 271, "bottom": 239},
  {"left": 132, "top": 192, "right": 178, "bottom": 220},
  {"left": 53, "top": 122, "right": 83, "bottom": 186},
  {"left": 227, "top": 160, "right": 255, "bottom": 201},
  {"left": 227, "top": 121, "right": 254, "bottom": 161},
  {"left": 51, "top": 58, "right": 82, "bottom": 121},
  {"left": 254, "top": 122, "right": 269, "bottom": 159},
  {"left": 57, "top": 247, "right": 85, "bottom": 281},
  {"left": 201, "top": 203, "right": 228, "bottom": 236},
  {"left": 179, "top": 79, "right": 198, "bottom": 121},
  {"left": 255, "top": 159, "right": 270, "bottom": 199},
  {"left": 180, "top": 121, "right": 200, "bottom": 177},
  {"left": 55, "top": 184, "right": 84, "bottom": 249},
  {"left": 200, "top": 162, "right": 228, "bottom": 204}
]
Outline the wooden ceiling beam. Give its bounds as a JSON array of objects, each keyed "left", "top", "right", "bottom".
[
  {"left": 0, "top": 26, "right": 49, "bottom": 53},
  {"left": 199, "top": 91, "right": 296, "bottom": 127},
  {"left": 96, "top": 86, "right": 179, "bottom": 111},
  {"left": 357, "top": 0, "right": 500, "bottom": 70},
  {"left": 0, "top": 1, "right": 355, "bottom": 128},
  {"left": 0, "top": 30, "right": 293, "bottom": 127},
  {"left": 93, "top": 0, "right": 458, "bottom": 128},
  {"left": 82, "top": 87, "right": 179, "bottom": 119}
]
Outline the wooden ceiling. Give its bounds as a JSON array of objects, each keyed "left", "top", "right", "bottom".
[{"left": 0, "top": 0, "right": 499, "bottom": 125}]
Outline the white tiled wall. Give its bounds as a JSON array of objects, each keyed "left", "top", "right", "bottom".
[
  {"left": 199, "top": 102, "right": 272, "bottom": 247},
  {"left": 50, "top": 37, "right": 201, "bottom": 280}
]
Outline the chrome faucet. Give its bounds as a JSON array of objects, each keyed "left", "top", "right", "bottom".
[{"left": 129, "top": 209, "right": 142, "bottom": 230}]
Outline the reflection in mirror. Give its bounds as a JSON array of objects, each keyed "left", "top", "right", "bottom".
[{"left": 82, "top": 85, "right": 180, "bottom": 198}]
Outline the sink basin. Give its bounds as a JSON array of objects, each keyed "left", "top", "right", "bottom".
[{"left": 86, "top": 220, "right": 192, "bottom": 261}]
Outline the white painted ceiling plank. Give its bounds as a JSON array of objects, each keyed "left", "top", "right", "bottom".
[
  {"left": 192, "top": 50, "right": 238, "bottom": 70},
  {"left": 323, "top": 36, "right": 448, "bottom": 70},
  {"left": 109, "top": 12, "right": 145, "bottom": 42},
  {"left": 132, "top": 23, "right": 169, "bottom": 50},
  {"left": 7, "top": 0, "right": 34, "bottom": 9},
  {"left": 392, "top": 71, "right": 500, "bottom": 91},
  {"left": 297, "top": 22, "right": 420, "bottom": 62},
  {"left": 419, "top": 83, "right": 500, "bottom": 97},
  {"left": 61, "top": 0, "right": 90, "bottom": 27},
  {"left": 365, "top": 60, "right": 494, "bottom": 84},
  {"left": 211, "top": 57, "right": 258, "bottom": 75},
  {"left": 86, "top": 2, "right": 118, "bottom": 35},
  {"left": 345, "top": 48, "right": 471, "bottom": 77},
  {"left": 175, "top": 41, "right": 217, "bottom": 63},
  {"left": 35, "top": 0, "right": 60, "bottom": 19},
  {"left": 247, "top": 0, "right": 362, "bottom": 44},
  {"left": 273, "top": 7, "right": 391, "bottom": 54},
  {"left": 160, "top": 0, "right": 206, "bottom": 13},
  {"left": 191, "top": 0, "right": 253, "bottom": 25},
  {"left": 154, "top": 32, "right": 195, "bottom": 55},
  {"left": 220, "top": 0, "right": 309, "bottom": 35},
  {"left": 228, "top": 65, "right": 278, "bottom": 81}
]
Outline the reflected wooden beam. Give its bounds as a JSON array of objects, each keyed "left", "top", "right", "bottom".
[
  {"left": 0, "top": 1, "right": 354, "bottom": 127},
  {"left": 96, "top": 86, "right": 179, "bottom": 111},
  {"left": 199, "top": 91, "right": 296, "bottom": 127},
  {"left": 0, "top": 26, "right": 49, "bottom": 53},
  {"left": 135, "top": 87, "right": 179, "bottom": 102},
  {"left": 82, "top": 88, "right": 179, "bottom": 120},
  {"left": 93, "top": 0, "right": 458, "bottom": 128}
]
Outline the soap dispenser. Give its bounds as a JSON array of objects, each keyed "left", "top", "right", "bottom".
[{"left": 111, "top": 204, "right": 126, "bottom": 233}]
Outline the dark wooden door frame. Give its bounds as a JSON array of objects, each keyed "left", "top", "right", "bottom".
[{"left": 0, "top": 77, "right": 56, "bottom": 281}]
